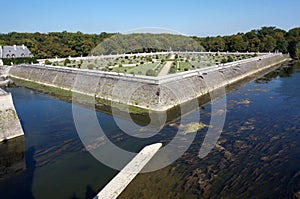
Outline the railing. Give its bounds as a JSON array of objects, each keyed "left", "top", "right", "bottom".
[
  {"left": 37, "top": 51, "right": 271, "bottom": 63},
  {"left": 0, "top": 88, "right": 8, "bottom": 95}
]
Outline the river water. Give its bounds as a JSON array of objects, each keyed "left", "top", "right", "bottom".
[{"left": 0, "top": 61, "right": 299, "bottom": 199}]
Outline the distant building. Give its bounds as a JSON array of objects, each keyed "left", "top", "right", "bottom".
[{"left": 0, "top": 45, "right": 33, "bottom": 58}]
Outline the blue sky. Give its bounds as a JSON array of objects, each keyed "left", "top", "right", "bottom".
[{"left": 2, "top": 0, "right": 300, "bottom": 36}]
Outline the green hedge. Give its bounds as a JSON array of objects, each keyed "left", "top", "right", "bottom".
[{"left": 2, "top": 57, "right": 38, "bottom": 65}]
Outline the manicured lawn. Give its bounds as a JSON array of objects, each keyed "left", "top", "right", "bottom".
[
  {"left": 177, "top": 61, "right": 196, "bottom": 71},
  {"left": 111, "top": 63, "right": 163, "bottom": 76}
]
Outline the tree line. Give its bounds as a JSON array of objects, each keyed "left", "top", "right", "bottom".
[
  {"left": 194, "top": 27, "right": 300, "bottom": 59},
  {"left": 0, "top": 27, "right": 299, "bottom": 59},
  {"left": 91, "top": 33, "right": 204, "bottom": 55},
  {"left": 0, "top": 31, "right": 113, "bottom": 59}
]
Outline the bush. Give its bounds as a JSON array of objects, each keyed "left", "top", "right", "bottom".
[
  {"left": 146, "top": 57, "right": 152, "bottom": 62},
  {"left": 169, "top": 68, "right": 176, "bottom": 74},
  {"left": 221, "top": 58, "right": 227, "bottom": 64},
  {"left": 45, "top": 60, "right": 52, "bottom": 65},
  {"left": 64, "top": 58, "right": 71, "bottom": 66},
  {"left": 227, "top": 56, "right": 234, "bottom": 62},
  {"left": 87, "top": 64, "right": 95, "bottom": 70},
  {"left": 146, "top": 69, "right": 156, "bottom": 76},
  {"left": 2, "top": 57, "right": 38, "bottom": 65}
]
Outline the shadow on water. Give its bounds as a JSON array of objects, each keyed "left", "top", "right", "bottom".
[
  {"left": 70, "top": 185, "right": 97, "bottom": 199},
  {"left": 0, "top": 139, "right": 36, "bottom": 199},
  {"left": 24, "top": 147, "right": 36, "bottom": 199}
]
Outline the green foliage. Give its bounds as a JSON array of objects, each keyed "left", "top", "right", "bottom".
[
  {"left": 198, "top": 26, "right": 299, "bottom": 57},
  {"left": 146, "top": 69, "right": 156, "bottom": 76},
  {"left": 87, "top": 64, "right": 95, "bottom": 70},
  {"left": 2, "top": 57, "right": 38, "bottom": 65},
  {"left": 146, "top": 56, "right": 152, "bottom": 62},
  {"left": 227, "top": 56, "right": 234, "bottom": 62},
  {"left": 0, "top": 26, "right": 299, "bottom": 61},
  {"left": 0, "top": 31, "right": 113, "bottom": 59},
  {"left": 221, "top": 58, "right": 227, "bottom": 64},
  {"left": 288, "top": 41, "right": 300, "bottom": 59},
  {"left": 45, "top": 60, "right": 52, "bottom": 65},
  {"left": 91, "top": 33, "right": 204, "bottom": 55},
  {"left": 64, "top": 58, "right": 71, "bottom": 66},
  {"left": 169, "top": 67, "right": 176, "bottom": 74}
]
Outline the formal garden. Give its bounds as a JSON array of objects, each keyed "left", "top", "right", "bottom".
[{"left": 44, "top": 53, "right": 257, "bottom": 77}]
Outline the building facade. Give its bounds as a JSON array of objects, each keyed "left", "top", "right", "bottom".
[{"left": 0, "top": 45, "right": 33, "bottom": 58}]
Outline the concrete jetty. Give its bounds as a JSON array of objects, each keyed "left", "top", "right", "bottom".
[{"left": 94, "top": 143, "right": 162, "bottom": 199}]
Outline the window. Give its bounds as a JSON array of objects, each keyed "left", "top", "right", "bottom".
[
  {"left": 11, "top": 54, "right": 15, "bottom": 58},
  {"left": 6, "top": 54, "right": 10, "bottom": 58}
]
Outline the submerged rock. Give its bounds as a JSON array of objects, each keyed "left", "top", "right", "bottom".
[{"left": 170, "top": 122, "right": 208, "bottom": 135}]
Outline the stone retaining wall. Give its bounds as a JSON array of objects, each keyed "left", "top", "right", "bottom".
[
  {"left": 0, "top": 89, "right": 24, "bottom": 141},
  {"left": 8, "top": 54, "right": 288, "bottom": 111}
]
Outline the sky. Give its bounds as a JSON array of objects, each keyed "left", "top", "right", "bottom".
[{"left": 2, "top": 0, "right": 300, "bottom": 36}]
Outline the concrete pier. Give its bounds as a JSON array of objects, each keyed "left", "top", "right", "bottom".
[
  {"left": 94, "top": 143, "right": 162, "bottom": 199},
  {"left": 0, "top": 88, "right": 24, "bottom": 141}
]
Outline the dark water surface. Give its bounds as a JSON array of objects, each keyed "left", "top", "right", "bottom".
[{"left": 0, "top": 61, "right": 300, "bottom": 199}]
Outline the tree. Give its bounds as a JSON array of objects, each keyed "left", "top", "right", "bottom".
[
  {"left": 288, "top": 40, "right": 300, "bottom": 59},
  {"left": 248, "top": 37, "right": 261, "bottom": 52},
  {"left": 209, "top": 37, "right": 225, "bottom": 52},
  {"left": 274, "top": 32, "right": 288, "bottom": 53},
  {"left": 261, "top": 35, "right": 276, "bottom": 52},
  {"left": 287, "top": 28, "right": 300, "bottom": 58},
  {"left": 228, "top": 34, "right": 248, "bottom": 52}
]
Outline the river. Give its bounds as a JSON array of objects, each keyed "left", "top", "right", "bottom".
[{"left": 0, "top": 61, "right": 299, "bottom": 199}]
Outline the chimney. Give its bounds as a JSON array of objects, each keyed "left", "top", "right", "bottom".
[
  {"left": 22, "top": 44, "right": 25, "bottom": 50},
  {"left": 13, "top": 45, "right": 17, "bottom": 51}
]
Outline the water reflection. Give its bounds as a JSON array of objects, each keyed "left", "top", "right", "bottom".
[{"left": 0, "top": 136, "right": 25, "bottom": 179}]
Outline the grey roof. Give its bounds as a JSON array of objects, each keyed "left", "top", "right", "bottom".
[{"left": 1, "top": 45, "right": 33, "bottom": 58}]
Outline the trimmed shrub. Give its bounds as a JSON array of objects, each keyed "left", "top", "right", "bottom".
[
  {"left": 87, "top": 64, "right": 95, "bottom": 70},
  {"left": 45, "top": 60, "right": 52, "bottom": 65},
  {"left": 2, "top": 57, "right": 38, "bottom": 65},
  {"left": 146, "top": 69, "right": 156, "bottom": 76}
]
